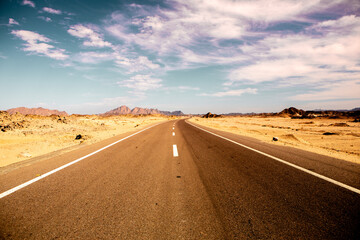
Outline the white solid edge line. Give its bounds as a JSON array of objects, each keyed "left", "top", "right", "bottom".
[
  {"left": 173, "top": 144, "right": 179, "bottom": 157},
  {"left": 186, "top": 121, "right": 360, "bottom": 195},
  {"left": 0, "top": 122, "right": 164, "bottom": 199}
]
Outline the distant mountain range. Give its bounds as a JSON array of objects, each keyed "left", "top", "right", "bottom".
[
  {"left": 102, "top": 105, "right": 157, "bottom": 115},
  {"left": 312, "top": 107, "right": 360, "bottom": 112},
  {"left": 5, "top": 106, "right": 358, "bottom": 117},
  {"left": 102, "top": 105, "right": 184, "bottom": 116},
  {"left": 5, "top": 106, "right": 184, "bottom": 116},
  {"left": 6, "top": 107, "right": 68, "bottom": 116}
]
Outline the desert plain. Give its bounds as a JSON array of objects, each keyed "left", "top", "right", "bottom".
[
  {"left": 1, "top": 111, "right": 359, "bottom": 169},
  {"left": 189, "top": 116, "right": 360, "bottom": 164},
  {"left": 0, "top": 111, "right": 170, "bottom": 168}
]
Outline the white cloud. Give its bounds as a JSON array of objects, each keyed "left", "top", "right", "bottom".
[
  {"left": 290, "top": 80, "right": 360, "bottom": 101},
  {"left": 22, "top": 0, "right": 35, "bottom": 8},
  {"left": 65, "top": 25, "right": 158, "bottom": 72},
  {"left": 0, "top": 53, "right": 7, "bottom": 59},
  {"left": 42, "top": 7, "right": 62, "bottom": 15},
  {"left": 11, "top": 30, "right": 68, "bottom": 60},
  {"left": 74, "top": 51, "right": 114, "bottom": 64},
  {"left": 177, "top": 86, "right": 200, "bottom": 91},
  {"left": 227, "top": 15, "right": 360, "bottom": 88},
  {"left": 201, "top": 88, "right": 258, "bottom": 97},
  {"left": 68, "top": 24, "right": 112, "bottom": 48},
  {"left": 104, "top": 0, "right": 360, "bottom": 80},
  {"left": 9, "top": 18, "right": 19, "bottom": 25},
  {"left": 137, "top": 56, "right": 159, "bottom": 70},
  {"left": 183, "top": 0, "right": 322, "bottom": 22},
  {"left": 115, "top": 55, "right": 159, "bottom": 73},
  {"left": 310, "top": 14, "right": 360, "bottom": 33},
  {"left": 12, "top": 30, "right": 49, "bottom": 42},
  {"left": 106, "top": 0, "right": 342, "bottom": 59},
  {"left": 118, "top": 75, "right": 162, "bottom": 91},
  {"left": 38, "top": 16, "right": 52, "bottom": 22},
  {"left": 228, "top": 59, "right": 317, "bottom": 84},
  {"left": 162, "top": 86, "right": 200, "bottom": 92}
]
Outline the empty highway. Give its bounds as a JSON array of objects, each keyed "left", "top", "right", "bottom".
[{"left": 1, "top": 119, "right": 359, "bottom": 239}]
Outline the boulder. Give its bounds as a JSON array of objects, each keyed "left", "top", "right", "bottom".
[{"left": 75, "top": 134, "right": 82, "bottom": 140}]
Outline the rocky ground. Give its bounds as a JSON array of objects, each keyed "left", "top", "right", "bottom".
[
  {"left": 0, "top": 111, "right": 171, "bottom": 167},
  {"left": 189, "top": 116, "right": 360, "bottom": 164}
]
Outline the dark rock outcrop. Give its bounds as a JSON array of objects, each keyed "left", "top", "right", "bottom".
[
  {"left": 277, "top": 107, "right": 360, "bottom": 119},
  {"left": 279, "top": 107, "right": 305, "bottom": 116},
  {"left": 202, "top": 112, "right": 223, "bottom": 118}
]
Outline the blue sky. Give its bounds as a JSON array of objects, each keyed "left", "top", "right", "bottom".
[{"left": 0, "top": 0, "right": 359, "bottom": 114}]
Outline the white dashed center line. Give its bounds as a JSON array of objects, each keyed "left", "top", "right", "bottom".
[
  {"left": 173, "top": 144, "right": 179, "bottom": 157},
  {"left": 173, "top": 132, "right": 175, "bottom": 136}
]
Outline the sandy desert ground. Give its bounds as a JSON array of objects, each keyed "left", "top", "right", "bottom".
[
  {"left": 1, "top": 112, "right": 359, "bottom": 168},
  {"left": 189, "top": 116, "right": 360, "bottom": 164},
  {"left": 0, "top": 112, "right": 171, "bottom": 167}
]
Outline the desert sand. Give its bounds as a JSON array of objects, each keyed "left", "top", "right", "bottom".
[
  {"left": 0, "top": 112, "right": 172, "bottom": 167},
  {"left": 189, "top": 116, "right": 360, "bottom": 164},
  {"left": 2, "top": 111, "right": 359, "bottom": 168}
]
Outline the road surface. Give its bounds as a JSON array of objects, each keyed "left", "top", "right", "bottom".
[{"left": 1, "top": 119, "right": 359, "bottom": 239}]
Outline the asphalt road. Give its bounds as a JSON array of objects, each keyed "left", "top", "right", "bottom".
[{"left": 1, "top": 119, "right": 359, "bottom": 239}]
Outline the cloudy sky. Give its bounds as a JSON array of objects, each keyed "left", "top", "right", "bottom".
[{"left": 0, "top": 0, "right": 359, "bottom": 114}]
